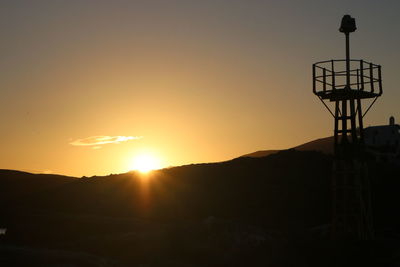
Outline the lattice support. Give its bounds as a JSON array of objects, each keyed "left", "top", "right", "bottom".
[{"left": 312, "top": 15, "right": 381, "bottom": 240}]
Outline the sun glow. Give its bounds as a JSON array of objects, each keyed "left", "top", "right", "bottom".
[{"left": 130, "top": 153, "right": 162, "bottom": 173}]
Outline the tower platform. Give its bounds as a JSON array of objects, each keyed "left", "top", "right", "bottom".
[
  {"left": 313, "top": 59, "right": 382, "bottom": 102},
  {"left": 315, "top": 89, "right": 379, "bottom": 101}
]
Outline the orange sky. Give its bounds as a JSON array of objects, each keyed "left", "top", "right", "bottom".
[{"left": 0, "top": 1, "right": 399, "bottom": 177}]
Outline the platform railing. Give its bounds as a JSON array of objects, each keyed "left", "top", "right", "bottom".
[{"left": 313, "top": 59, "right": 382, "bottom": 97}]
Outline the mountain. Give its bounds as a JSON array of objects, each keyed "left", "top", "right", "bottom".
[
  {"left": 0, "top": 169, "right": 76, "bottom": 204},
  {"left": 31, "top": 150, "right": 333, "bottom": 224},
  {"left": 294, "top": 136, "right": 334, "bottom": 154},
  {"left": 240, "top": 136, "right": 334, "bottom": 158},
  {"left": 240, "top": 149, "right": 280, "bottom": 158},
  {"left": 0, "top": 150, "right": 334, "bottom": 266},
  {"left": 1, "top": 148, "right": 400, "bottom": 266}
]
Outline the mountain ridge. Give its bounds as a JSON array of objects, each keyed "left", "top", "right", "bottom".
[
  {"left": 240, "top": 136, "right": 334, "bottom": 158},
  {"left": 1, "top": 148, "right": 400, "bottom": 266}
]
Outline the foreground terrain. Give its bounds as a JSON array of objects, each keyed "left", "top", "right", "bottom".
[{"left": 1, "top": 149, "right": 400, "bottom": 266}]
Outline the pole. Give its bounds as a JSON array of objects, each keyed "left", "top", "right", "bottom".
[{"left": 345, "top": 32, "right": 350, "bottom": 89}]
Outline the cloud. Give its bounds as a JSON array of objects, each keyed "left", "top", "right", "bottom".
[{"left": 70, "top": 135, "right": 142, "bottom": 147}]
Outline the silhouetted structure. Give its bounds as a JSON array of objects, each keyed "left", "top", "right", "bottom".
[
  {"left": 312, "top": 15, "right": 382, "bottom": 239},
  {"left": 364, "top": 116, "right": 400, "bottom": 162}
]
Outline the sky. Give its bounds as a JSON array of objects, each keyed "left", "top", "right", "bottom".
[{"left": 0, "top": 0, "right": 399, "bottom": 177}]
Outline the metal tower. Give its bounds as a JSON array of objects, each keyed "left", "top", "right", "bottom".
[{"left": 312, "top": 15, "right": 382, "bottom": 239}]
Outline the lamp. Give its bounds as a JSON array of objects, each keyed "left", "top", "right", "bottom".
[{"left": 339, "top": 15, "right": 356, "bottom": 33}]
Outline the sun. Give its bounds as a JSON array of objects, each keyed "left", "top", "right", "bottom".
[{"left": 130, "top": 153, "right": 161, "bottom": 173}]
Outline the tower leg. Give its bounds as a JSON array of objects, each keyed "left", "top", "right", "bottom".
[
  {"left": 357, "top": 98, "right": 364, "bottom": 143},
  {"left": 334, "top": 101, "right": 339, "bottom": 153},
  {"left": 331, "top": 99, "right": 374, "bottom": 240},
  {"left": 331, "top": 158, "right": 374, "bottom": 240},
  {"left": 349, "top": 99, "right": 358, "bottom": 144},
  {"left": 341, "top": 100, "right": 348, "bottom": 144}
]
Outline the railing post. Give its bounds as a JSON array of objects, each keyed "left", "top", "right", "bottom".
[
  {"left": 356, "top": 69, "right": 359, "bottom": 90},
  {"left": 378, "top": 65, "right": 382, "bottom": 95},
  {"left": 312, "top": 64, "right": 316, "bottom": 93},
  {"left": 360, "top": 60, "right": 364, "bottom": 91},
  {"left": 323, "top": 68, "right": 326, "bottom": 92},
  {"left": 369, "top": 62, "right": 374, "bottom": 93},
  {"left": 331, "top": 60, "right": 335, "bottom": 90}
]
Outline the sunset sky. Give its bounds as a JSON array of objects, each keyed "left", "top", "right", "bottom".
[{"left": 0, "top": 0, "right": 399, "bottom": 177}]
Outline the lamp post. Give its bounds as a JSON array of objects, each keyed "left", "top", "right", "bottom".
[
  {"left": 339, "top": 15, "right": 356, "bottom": 90},
  {"left": 338, "top": 15, "right": 358, "bottom": 146}
]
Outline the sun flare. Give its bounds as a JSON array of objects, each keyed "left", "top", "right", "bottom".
[{"left": 130, "top": 153, "right": 161, "bottom": 173}]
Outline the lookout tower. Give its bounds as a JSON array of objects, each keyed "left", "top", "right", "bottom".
[{"left": 312, "top": 15, "right": 382, "bottom": 239}]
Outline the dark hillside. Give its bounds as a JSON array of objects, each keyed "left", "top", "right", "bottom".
[
  {"left": 241, "top": 136, "right": 334, "bottom": 158},
  {"left": 0, "top": 169, "right": 76, "bottom": 203},
  {"left": 1, "top": 150, "right": 400, "bottom": 266},
  {"left": 14, "top": 150, "right": 332, "bottom": 229}
]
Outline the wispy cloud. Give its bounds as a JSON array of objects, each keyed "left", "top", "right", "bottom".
[{"left": 70, "top": 135, "right": 142, "bottom": 147}]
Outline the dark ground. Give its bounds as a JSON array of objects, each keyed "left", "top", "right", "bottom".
[{"left": 1, "top": 150, "right": 400, "bottom": 266}]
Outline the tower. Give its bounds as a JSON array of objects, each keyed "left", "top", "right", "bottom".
[{"left": 312, "top": 15, "right": 382, "bottom": 239}]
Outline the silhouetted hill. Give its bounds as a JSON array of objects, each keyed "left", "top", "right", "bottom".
[
  {"left": 240, "top": 149, "right": 280, "bottom": 158},
  {"left": 1, "top": 150, "right": 400, "bottom": 266},
  {"left": 240, "top": 136, "right": 334, "bottom": 158},
  {"left": 0, "top": 150, "right": 334, "bottom": 266},
  {"left": 13, "top": 150, "right": 331, "bottom": 228},
  {"left": 294, "top": 136, "right": 334, "bottom": 154},
  {"left": 0, "top": 169, "right": 76, "bottom": 204}
]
